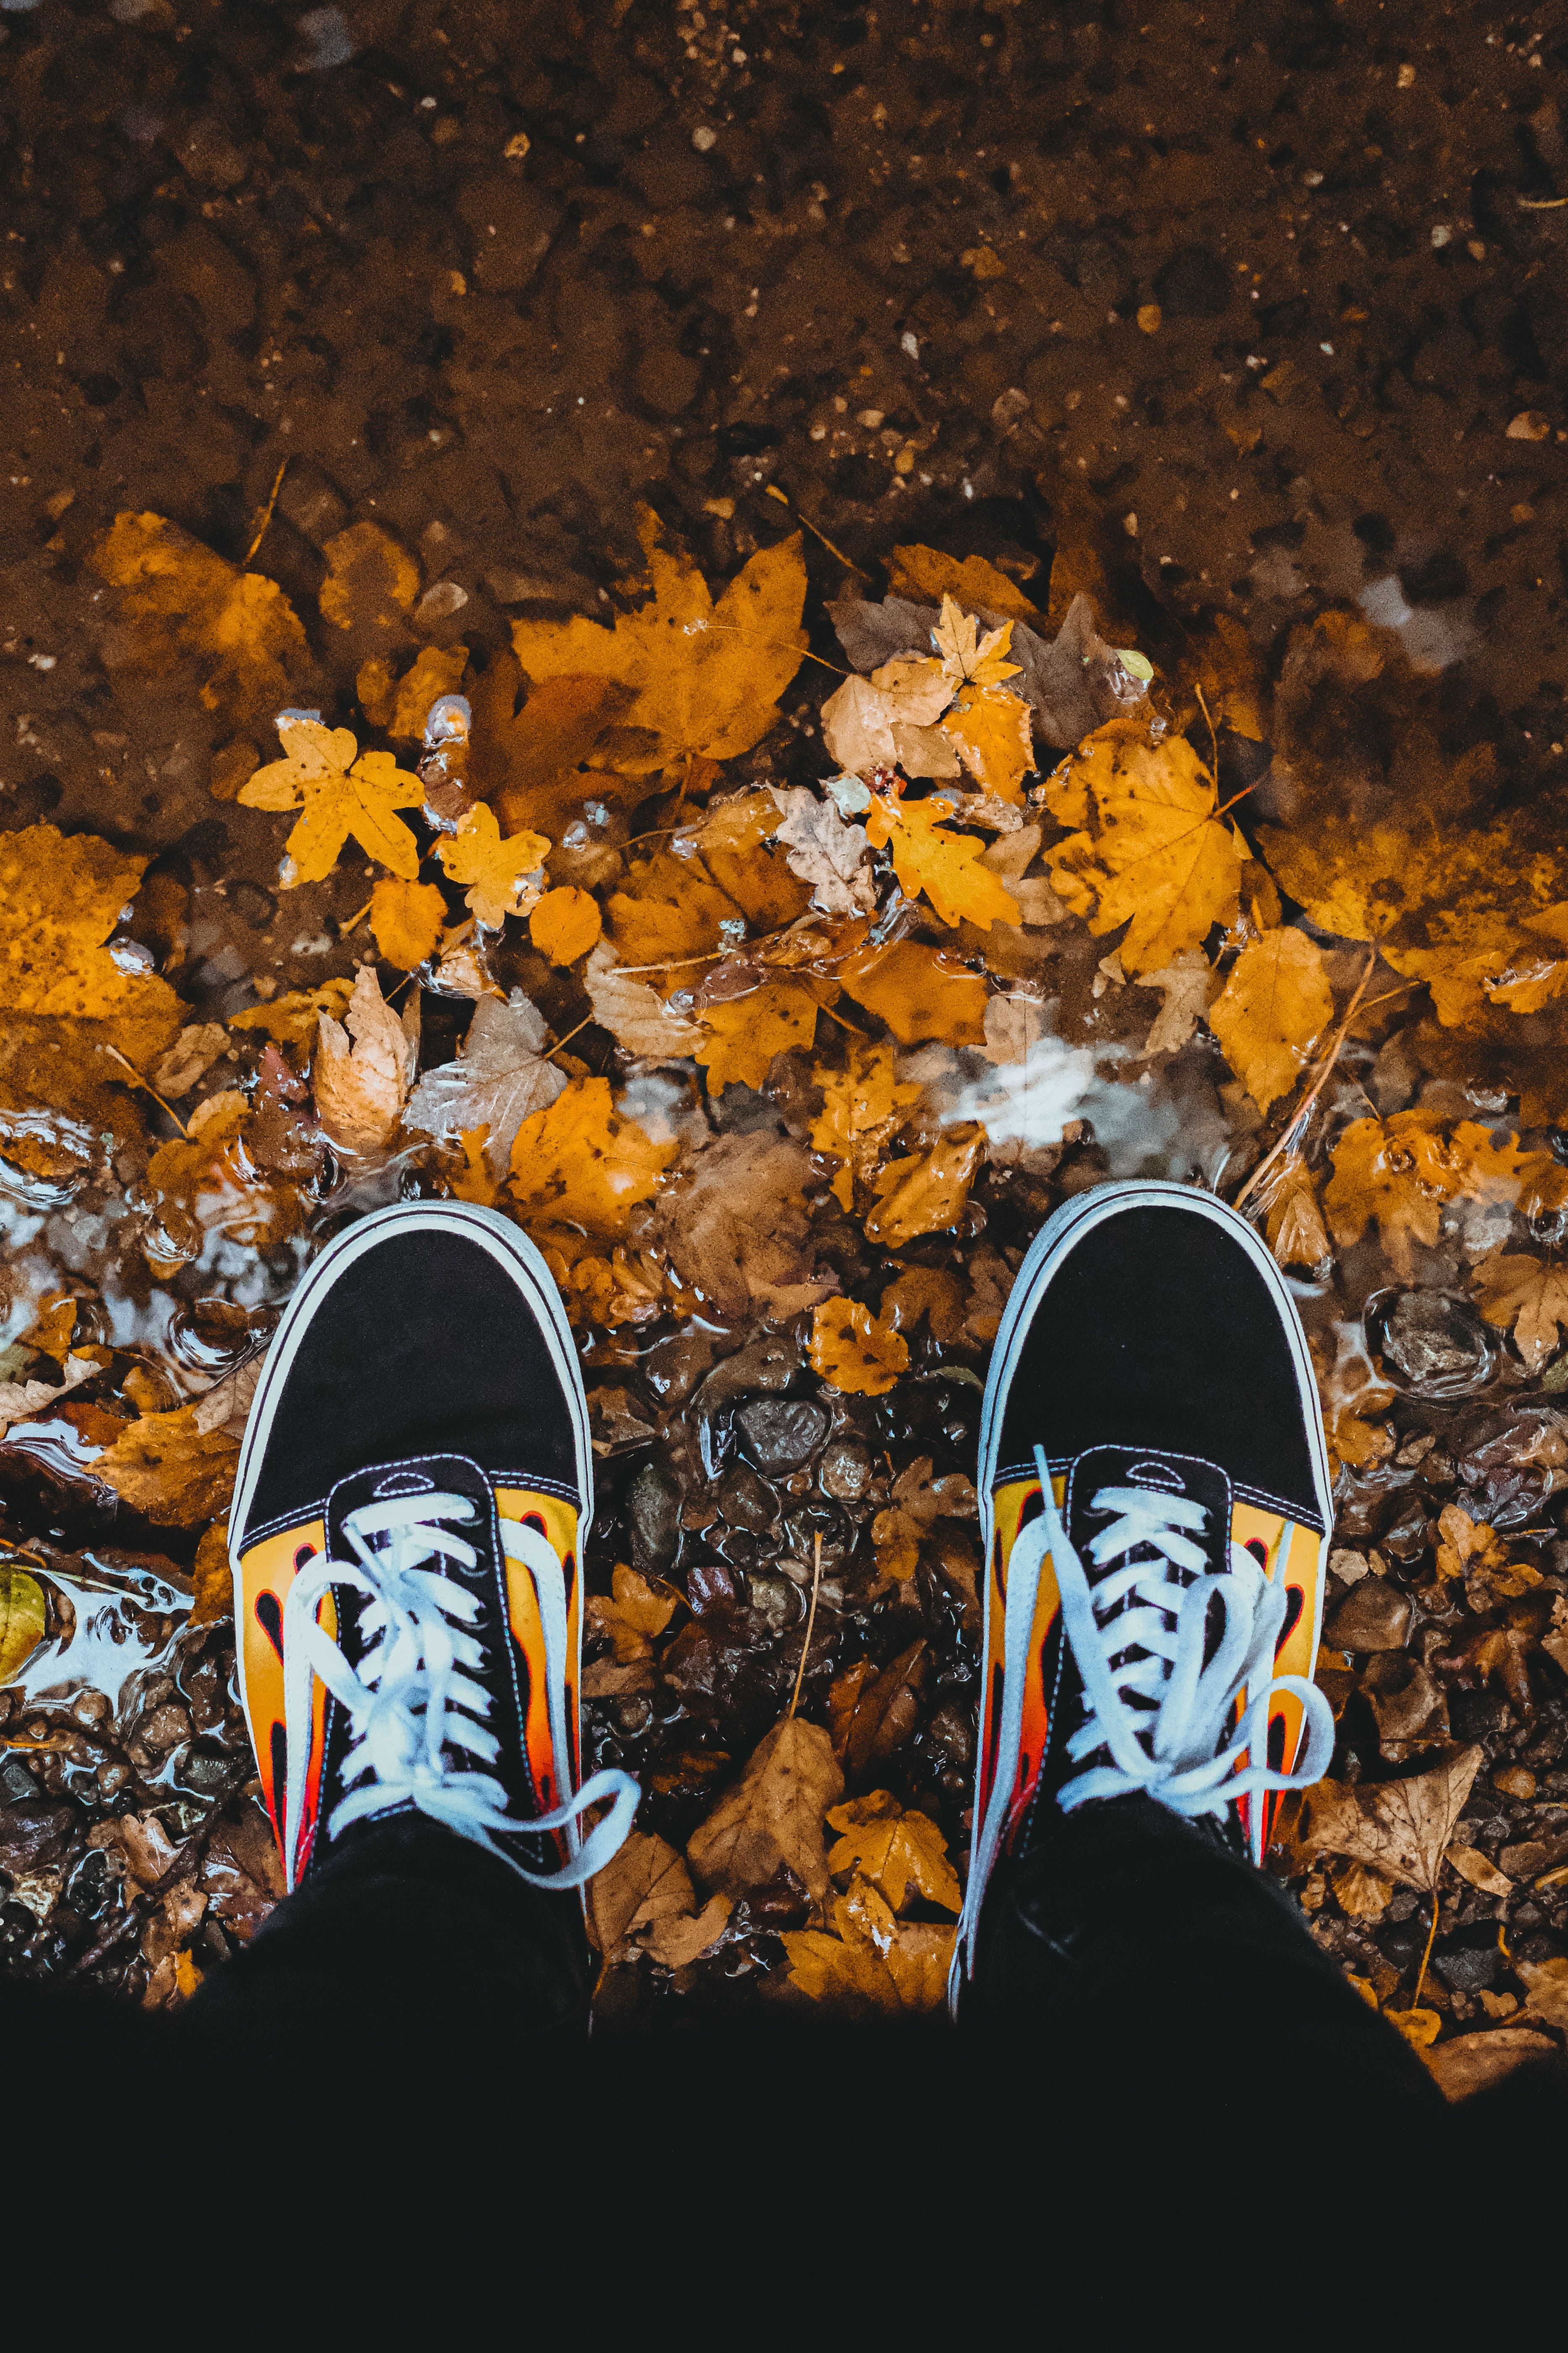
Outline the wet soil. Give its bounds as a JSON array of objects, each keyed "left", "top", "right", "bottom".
[{"left": 4, "top": 0, "right": 1568, "bottom": 2039}]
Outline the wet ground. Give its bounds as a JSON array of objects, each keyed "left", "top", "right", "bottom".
[{"left": 3, "top": 0, "right": 1568, "bottom": 2065}]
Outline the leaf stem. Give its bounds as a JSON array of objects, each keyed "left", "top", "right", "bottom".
[
  {"left": 788, "top": 1533, "right": 824, "bottom": 1721},
  {"left": 101, "top": 1045, "right": 188, "bottom": 1139},
  {"left": 244, "top": 457, "right": 290, "bottom": 566},
  {"left": 1232, "top": 947, "right": 1377, "bottom": 1212},
  {"left": 546, "top": 1013, "right": 595, "bottom": 1064},
  {"left": 1412, "top": 1889, "right": 1441, "bottom": 2009}
]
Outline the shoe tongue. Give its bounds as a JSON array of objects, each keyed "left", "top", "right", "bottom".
[
  {"left": 1064, "top": 1443, "right": 1232, "bottom": 1578},
  {"left": 325, "top": 1452, "right": 499, "bottom": 1568}
]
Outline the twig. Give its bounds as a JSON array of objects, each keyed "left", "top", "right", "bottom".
[
  {"left": 1518, "top": 195, "right": 1568, "bottom": 209},
  {"left": 761, "top": 481, "right": 869, "bottom": 576},
  {"left": 101, "top": 1044, "right": 188, "bottom": 1138},
  {"left": 1232, "top": 947, "right": 1377, "bottom": 1211},
  {"left": 1411, "top": 1892, "right": 1441, "bottom": 2009},
  {"left": 815, "top": 998, "right": 867, "bottom": 1036},
  {"left": 244, "top": 457, "right": 290, "bottom": 566},
  {"left": 788, "top": 1534, "right": 824, "bottom": 1721},
  {"left": 1194, "top": 681, "right": 1219, "bottom": 780},
  {"left": 546, "top": 1012, "right": 595, "bottom": 1063}
]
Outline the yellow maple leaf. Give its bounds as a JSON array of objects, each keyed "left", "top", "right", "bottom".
[
  {"left": 240, "top": 720, "right": 424, "bottom": 885},
  {"left": 509, "top": 1076, "right": 674, "bottom": 1238},
  {"left": 695, "top": 981, "right": 822, "bottom": 1093},
  {"left": 809, "top": 1299, "right": 910, "bottom": 1396},
  {"left": 692, "top": 790, "right": 814, "bottom": 933},
  {"left": 370, "top": 878, "right": 447, "bottom": 970},
  {"left": 931, "top": 592, "right": 1020, "bottom": 689},
  {"left": 587, "top": 1564, "right": 679, "bottom": 1662},
  {"left": 530, "top": 885, "right": 603, "bottom": 967},
  {"left": 510, "top": 504, "right": 807, "bottom": 771},
  {"left": 810, "top": 1043, "right": 921, "bottom": 1210},
  {"left": 358, "top": 643, "right": 469, "bottom": 740},
  {"left": 1208, "top": 927, "right": 1334, "bottom": 1111},
  {"left": 825, "top": 1790, "right": 962, "bottom": 1913},
  {"left": 607, "top": 846, "right": 749, "bottom": 981},
  {"left": 781, "top": 1878, "right": 954, "bottom": 2017},
  {"left": 1043, "top": 719, "right": 1244, "bottom": 974},
  {"left": 436, "top": 805, "right": 551, "bottom": 928},
  {"left": 230, "top": 980, "right": 354, "bottom": 1051},
  {"left": 0, "top": 824, "right": 183, "bottom": 1071},
  {"left": 940, "top": 680, "right": 1035, "bottom": 804},
  {"left": 837, "top": 940, "right": 989, "bottom": 1045},
  {"left": 865, "top": 791, "right": 1020, "bottom": 930},
  {"left": 1325, "top": 1115, "right": 1553, "bottom": 1282},
  {"left": 1472, "top": 1250, "right": 1568, "bottom": 1375},
  {"left": 888, "top": 545, "right": 1041, "bottom": 625},
  {"left": 92, "top": 511, "right": 313, "bottom": 729},
  {"left": 865, "top": 1130, "right": 984, "bottom": 1249}
]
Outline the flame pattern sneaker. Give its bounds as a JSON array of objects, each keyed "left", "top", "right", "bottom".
[
  {"left": 227, "top": 1202, "right": 637, "bottom": 1895},
  {"left": 953, "top": 1180, "right": 1336, "bottom": 2004}
]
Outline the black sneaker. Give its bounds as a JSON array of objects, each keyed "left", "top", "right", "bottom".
[
  {"left": 953, "top": 1181, "right": 1335, "bottom": 2000},
  {"left": 228, "top": 1202, "right": 637, "bottom": 1892}
]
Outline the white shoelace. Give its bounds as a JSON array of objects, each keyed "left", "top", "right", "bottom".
[
  {"left": 955, "top": 1446, "right": 1333, "bottom": 1992},
  {"left": 280, "top": 1492, "right": 637, "bottom": 1892}
]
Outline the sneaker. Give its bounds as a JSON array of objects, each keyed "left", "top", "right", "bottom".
[
  {"left": 953, "top": 1180, "right": 1335, "bottom": 2000},
  {"left": 227, "top": 1202, "right": 638, "bottom": 1892}
]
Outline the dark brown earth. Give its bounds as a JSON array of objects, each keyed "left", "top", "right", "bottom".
[{"left": 3, "top": 0, "right": 1568, "bottom": 2046}]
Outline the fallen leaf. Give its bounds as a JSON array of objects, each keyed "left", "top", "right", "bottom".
[
  {"left": 405, "top": 990, "right": 566, "bottom": 1174},
  {"left": 691, "top": 791, "right": 817, "bottom": 934},
  {"left": 585, "top": 1830, "right": 696, "bottom": 1959},
  {"left": 509, "top": 1076, "right": 674, "bottom": 1239},
  {"left": 319, "top": 520, "right": 420, "bottom": 638},
  {"left": 767, "top": 785, "right": 876, "bottom": 917},
  {"left": 1471, "top": 1250, "right": 1568, "bottom": 1375},
  {"left": 152, "top": 1022, "right": 231, "bottom": 1098},
  {"left": 189, "top": 1521, "right": 232, "bottom": 1626},
  {"left": 531, "top": 885, "right": 603, "bottom": 967},
  {"left": 941, "top": 678, "right": 1036, "bottom": 804},
  {"left": 313, "top": 966, "right": 418, "bottom": 1154},
  {"left": 978, "top": 994, "right": 1044, "bottom": 1066},
  {"left": 1208, "top": 928, "right": 1334, "bottom": 1111},
  {"left": 810, "top": 1043, "right": 921, "bottom": 1210},
  {"left": 436, "top": 804, "right": 551, "bottom": 929},
  {"left": 0, "top": 1565, "right": 48, "bottom": 1681},
  {"left": 1259, "top": 1155, "right": 1332, "bottom": 1271},
  {"left": 1330, "top": 1861, "right": 1394, "bottom": 1918},
  {"left": 837, "top": 940, "right": 989, "bottom": 1046},
  {"left": 94, "top": 1405, "right": 243, "bottom": 1528},
  {"left": 138, "top": 1092, "right": 313, "bottom": 1273},
  {"left": 1424, "top": 2027, "right": 1556, "bottom": 2102},
  {"left": 1042, "top": 720, "right": 1244, "bottom": 974},
  {"left": 0, "top": 824, "right": 184, "bottom": 1071},
  {"left": 582, "top": 943, "right": 705, "bottom": 1059},
  {"left": 864, "top": 1129, "right": 984, "bottom": 1248},
  {"left": 1325, "top": 1116, "right": 1553, "bottom": 1283},
  {"left": 92, "top": 511, "right": 315, "bottom": 729},
  {"left": 879, "top": 1265, "right": 969, "bottom": 1346},
  {"left": 781, "top": 1879, "right": 954, "bottom": 2017},
  {"left": 825, "top": 1790, "right": 961, "bottom": 1912},
  {"left": 649, "top": 1129, "right": 839, "bottom": 1318},
  {"left": 606, "top": 844, "right": 750, "bottom": 979},
  {"left": 1303, "top": 1745, "right": 1483, "bottom": 1892},
  {"left": 0, "top": 1356, "right": 100, "bottom": 1437},
  {"left": 888, "top": 544, "right": 1040, "bottom": 625},
  {"left": 229, "top": 980, "right": 354, "bottom": 1052},
  {"left": 810, "top": 1299, "right": 910, "bottom": 1396},
  {"left": 1517, "top": 1954, "right": 1568, "bottom": 2033},
  {"left": 1138, "top": 949, "right": 1211, "bottom": 1056},
  {"left": 470, "top": 658, "right": 637, "bottom": 837},
  {"left": 239, "top": 719, "right": 424, "bottom": 886},
  {"left": 369, "top": 878, "right": 447, "bottom": 970},
  {"left": 1386, "top": 2006, "right": 1443, "bottom": 2052},
  {"left": 686, "top": 1716, "right": 844, "bottom": 1902},
  {"left": 588, "top": 1565, "right": 679, "bottom": 1662},
  {"left": 865, "top": 792, "right": 1020, "bottom": 931},
  {"left": 638, "top": 1891, "right": 732, "bottom": 1968},
  {"left": 843, "top": 1641, "right": 926, "bottom": 1772},
  {"left": 695, "top": 981, "right": 822, "bottom": 1093},
  {"left": 511, "top": 504, "right": 807, "bottom": 770},
  {"left": 359, "top": 642, "right": 469, "bottom": 740},
  {"left": 1445, "top": 1842, "right": 1513, "bottom": 1898}
]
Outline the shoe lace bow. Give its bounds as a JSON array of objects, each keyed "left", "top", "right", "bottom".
[{"left": 281, "top": 1492, "right": 636, "bottom": 1892}]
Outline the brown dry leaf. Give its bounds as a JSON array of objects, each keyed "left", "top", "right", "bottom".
[
  {"left": 319, "top": 521, "right": 420, "bottom": 638},
  {"left": 606, "top": 845, "right": 750, "bottom": 978},
  {"left": 358, "top": 643, "right": 469, "bottom": 740},
  {"left": 864, "top": 1129, "right": 984, "bottom": 1249},
  {"left": 0, "top": 1356, "right": 99, "bottom": 1436},
  {"left": 509, "top": 1076, "right": 675, "bottom": 1241},
  {"left": 1471, "top": 1250, "right": 1568, "bottom": 1376},
  {"left": 1303, "top": 1745, "right": 1483, "bottom": 1892},
  {"left": 239, "top": 719, "right": 424, "bottom": 886},
  {"left": 436, "top": 805, "right": 551, "bottom": 929},
  {"left": 1325, "top": 1116, "right": 1552, "bottom": 1283},
  {"left": 511, "top": 505, "right": 807, "bottom": 771},
  {"left": 865, "top": 791, "right": 1020, "bottom": 930},
  {"left": 370, "top": 878, "right": 447, "bottom": 971},
  {"left": 152, "top": 1022, "right": 231, "bottom": 1099},
  {"left": 0, "top": 1565, "right": 48, "bottom": 1682},
  {"left": 313, "top": 967, "right": 417, "bottom": 1155},
  {"left": 810, "top": 1043, "right": 921, "bottom": 1211},
  {"left": 825, "top": 1790, "right": 961, "bottom": 1913},
  {"left": 880, "top": 1265, "right": 969, "bottom": 1347},
  {"left": 1330, "top": 1861, "right": 1394, "bottom": 1919},
  {"left": 819, "top": 658, "right": 954, "bottom": 779},
  {"left": 530, "top": 886, "right": 603, "bottom": 967},
  {"left": 189, "top": 1521, "right": 233, "bottom": 1627},
  {"left": 582, "top": 944, "right": 705, "bottom": 1060},
  {"left": 404, "top": 990, "right": 565, "bottom": 1175},
  {"left": 1138, "top": 950, "right": 1212, "bottom": 1056},
  {"left": 1180, "top": 612, "right": 1267, "bottom": 741},
  {"left": 1424, "top": 2028, "right": 1557, "bottom": 2102},
  {"left": 638, "top": 1891, "right": 732, "bottom": 1968},
  {"left": 1445, "top": 1842, "right": 1513, "bottom": 1898},
  {"left": 838, "top": 940, "right": 989, "bottom": 1046},
  {"left": 941, "top": 679, "right": 1036, "bottom": 804},
  {"left": 587, "top": 1564, "right": 678, "bottom": 1663},
  {"left": 92, "top": 511, "right": 315, "bottom": 729},
  {"left": 888, "top": 545, "right": 1041, "bottom": 626},
  {"left": 94, "top": 1406, "right": 242, "bottom": 1528},
  {"left": 585, "top": 1829, "right": 697, "bottom": 1959},
  {"left": 695, "top": 981, "right": 822, "bottom": 1093},
  {"left": 1517, "top": 1954, "right": 1568, "bottom": 2033},
  {"left": 138, "top": 1092, "right": 312, "bottom": 1274},
  {"left": 649, "top": 1129, "right": 838, "bottom": 1319},
  {"left": 686, "top": 1716, "right": 844, "bottom": 1902},
  {"left": 1042, "top": 720, "right": 1244, "bottom": 974},
  {"left": 810, "top": 1299, "right": 910, "bottom": 1397},
  {"left": 767, "top": 786, "right": 876, "bottom": 917},
  {"left": 781, "top": 1878, "right": 955, "bottom": 2017},
  {"left": 230, "top": 980, "right": 355, "bottom": 1052},
  {"left": 844, "top": 1641, "right": 926, "bottom": 1772},
  {"left": 1257, "top": 1155, "right": 1332, "bottom": 1272},
  {"left": 1208, "top": 928, "right": 1334, "bottom": 1112},
  {"left": 0, "top": 824, "right": 184, "bottom": 1072},
  {"left": 469, "top": 659, "right": 638, "bottom": 837}
]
